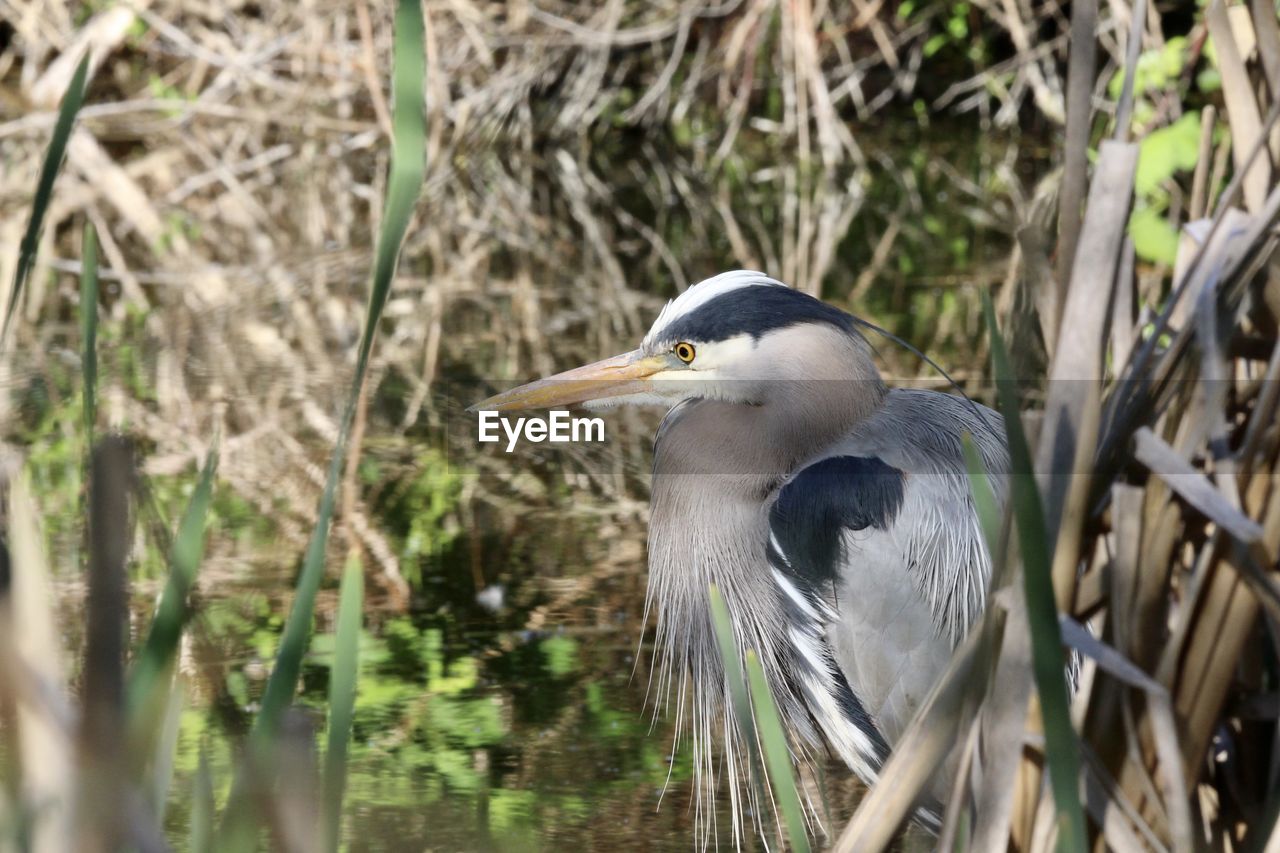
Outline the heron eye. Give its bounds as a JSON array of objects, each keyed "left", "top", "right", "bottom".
[{"left": 673, "top": 342, "right": 696, "bottom": 363}]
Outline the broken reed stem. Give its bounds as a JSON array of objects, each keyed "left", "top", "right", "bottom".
[
  {"left": 1054, "top": 0, "right": 1099, "bottom": 322},
  {"left": 78, "top": 436, "right": 133, "bottom": 853}
]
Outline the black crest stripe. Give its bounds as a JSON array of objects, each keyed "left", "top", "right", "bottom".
[{"left": 655, "top": 285, "right": 858, "bottom": 344}]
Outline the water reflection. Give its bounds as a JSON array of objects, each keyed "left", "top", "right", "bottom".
[{"left": 160, "top": 584, "right": 717, "bottom": 849}]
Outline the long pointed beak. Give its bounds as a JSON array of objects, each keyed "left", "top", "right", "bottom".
[{"left": 468, "top": 349, "right": 669, "bottom": 412}]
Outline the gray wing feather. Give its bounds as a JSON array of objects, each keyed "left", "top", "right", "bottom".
[{"left": 767, "top": 389, "right": 1006, "bottom": 807}]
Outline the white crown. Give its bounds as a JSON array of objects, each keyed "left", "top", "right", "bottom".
[{"left": 643, "top": 270, "right": 787, "bottom": 348}]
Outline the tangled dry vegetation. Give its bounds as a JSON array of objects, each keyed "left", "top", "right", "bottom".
[
  {"left": 835, "top": 2, "right": 1280, "bottom": 851},
  {"left": 0, "top": 0, "right": 1098, "bottom": 601}
]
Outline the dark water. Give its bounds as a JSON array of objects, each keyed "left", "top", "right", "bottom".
[
  {"left": 145, "top": 536, "right": 875, "bottom": 851},
  {"left": 168, "top": 536, "right": 707, "bottom": 851}
]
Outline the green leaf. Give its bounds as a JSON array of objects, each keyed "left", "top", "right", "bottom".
[
  {"left": 1196, "top": 67, "right": 1222, "bottom": 93},
  {"left": 1128, "top": 204, "right": 1180, "bottom": 265},
  {"left": 961, "top": 432, "right": 1001, "bottom": 553},
  {"left": 190, "top": 747, "right": 214, "bottom": 853},
  {"left": 149, "top": 675, "right": 186, "bottom": 821},
  {"left": 540, "top": 634, "right": 579, "bottom": 677},
  {"left": 1107, "top": 37, "right": 1188, "bottom": 101},
  {"left": 708, "top": 585, "right": 757, "bottom": 764},
  {"left": 982, "top": 293, "right": 1086, "bottom": 853},
  {"left": 323, "top": 554, "right": 364, "bottom": 853},
  {"left": 709, "top": 586, "right": 809, "bottom": 853},
  {"left": 1134, "top": 111, "right": 1201, "bottom": 196},
  {"left": 251, "top": 0, "right": 424, "bottom": 741},
  {"left": 4, "top": 53, "right": 90, "bottom": 344}
]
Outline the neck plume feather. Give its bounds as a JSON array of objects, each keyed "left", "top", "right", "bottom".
[{"left": 642, "top": 355, "right": 884, "bottom": 846}]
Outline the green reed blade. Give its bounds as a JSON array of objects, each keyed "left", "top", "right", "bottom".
[
  {"left": 323, "top": 554, "right": 364, "bottom": 853},
  {"left": 982, "top": 292, "right": 1086, "bottom": 853},
  {"left": 951, "top": 809, "right": 971, "bottom": 852},
  {"left": 708, "top": 584, "right": 777, "bottom": 843},
  {"left": 745, "top": 651, "right": 811, "bottom": 853},
  {"left": 127, "top": 449, "right": 218, "bottom": 717},
  {"left": 124, "top": 451, "right": 216, "bottom": 801},
  {"left": 961, "top": 432, "right": 1001, "bottom": 555},
  {"left": 217, "top": 0, "right": 424, "bottom": 841},
  {"left": 708, "top": 584, "right": 757, "bottom": 757},
  {"left": 252, "top": 0, "right": 423, "bottom": 738},
  {"left": 4, "top": 54, "right": 90, "bottom": 344},
  {"left": 712, "top": 581, "right": 811, "bottom": 851},
  {"left": 191, "top": 747, "right": 214, "bottom": 853},
  {"left": 150, "top": 675, "right": 185, "bottom": 821},
  {"left": 80, "top": 222, "right": 98, "bottom": 443}
]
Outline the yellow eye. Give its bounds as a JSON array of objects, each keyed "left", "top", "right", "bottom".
[{"left": 673, "top": 342, "right": 696, "bottom": 364}]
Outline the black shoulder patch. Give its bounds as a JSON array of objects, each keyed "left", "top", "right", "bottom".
[
  {"left": 655, "top": 285, "right": 858, "bottom": 345},
  {"left": 769, "top": 455, "right": 905, "bottom": 589}
]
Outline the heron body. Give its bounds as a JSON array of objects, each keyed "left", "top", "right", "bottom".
[{"left": 474, "top": 271, "right": 1008, "bottom": 842}]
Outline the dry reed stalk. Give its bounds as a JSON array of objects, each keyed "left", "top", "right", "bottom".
[
  {"left": 75, "top": 437, "right": 132, "bottom": 852},
  {"left": 831, "top": 0, "right": 1280, "bottom": 848},
  {"left": 1054, "top": 0, "right": 1098, "bottom": 339},
  {"left": 0, "top": 463, "right": 74, "bottom": 853}
]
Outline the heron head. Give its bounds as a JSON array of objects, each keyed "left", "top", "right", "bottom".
[{"left": 470, "top": 270, "right": 880, "bottom": 412}]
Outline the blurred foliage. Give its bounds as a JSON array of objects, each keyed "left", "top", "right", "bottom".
[
  {"left": 1131, "top": 111, "right": 1204, "bottom": 265},
  {"left": 19, "top": 362, "right": 84, "bottom": 568},
  {"left": 1112, "top": 29, "right": 1244, "bottom": 266},
  {"left": 364, "top": 446, "right": 462, "bottom": 587},
  {"left": 162, "top": 599, "right": 701, "bottom": 848}
]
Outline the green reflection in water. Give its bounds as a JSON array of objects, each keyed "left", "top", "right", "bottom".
[{"left": 160, "top": 587, "right": 710, "bottom": 850}]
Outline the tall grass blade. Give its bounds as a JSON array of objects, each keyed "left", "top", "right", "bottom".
[
  {"left": 217, "top": 0, "right": 424, "bottom": 839},
  {"left": 251, "top": 0, "right": 424, "bottom": 740},
  {"left": 982, "top": 292, "right": 1086, "bottom": 852},
  {"left": 745, "top": 651, "right": 811, "bottom": 853},
  {"left": 708, "top": 584, "right": 775, "bottom": 844},
  {"left": 711, "top": 586, "right": 806, "bottom": 849},
  {"left": 3, "top": 54, "right": 89, "bottom": 345},
  {"left": 127, "top": 449, "right": 218, "bottom": 716},
  {"left": 150, "top": 675, "right": 185, "bottom": 822},
  {"left": 249, "top": 0, "right": 424, "bottom": 742},
  {"left": 961, "top": 432, "right": 1001, "bottom": 553},
  {"left": 707, "top": 585, "right": 756, "bottom": 758},
  {"left": 190, "top": 748, "right": 214, "bottom": 853},
  {"left": 323, "top": 554, "right": 364, "bottom": 853},
  {"left": 79, "top": 222, "right": 98, "bottom": 443}
]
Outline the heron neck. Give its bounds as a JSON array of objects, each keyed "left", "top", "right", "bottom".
[
  {"left": 643, "top": 366, "right": 887, "bottom": 731},
  {"left": 638, "top": 323, "right": 894, "bottom": 837}
]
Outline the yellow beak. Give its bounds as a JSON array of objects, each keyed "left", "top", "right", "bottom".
[{"left": 469, "top": 350, "right": 670, "bottom": 412}]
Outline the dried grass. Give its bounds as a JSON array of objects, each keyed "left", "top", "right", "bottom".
[
  {"left": 0, "top": 0, "right": 1089, "bottom": 598},
  {"left": 837, "top": 1, "right": 1280, "bottom": 849}
]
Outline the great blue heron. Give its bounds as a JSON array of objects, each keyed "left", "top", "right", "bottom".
[{"left": 472, "top": 270, "right": 1008, "bottom": 842}]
